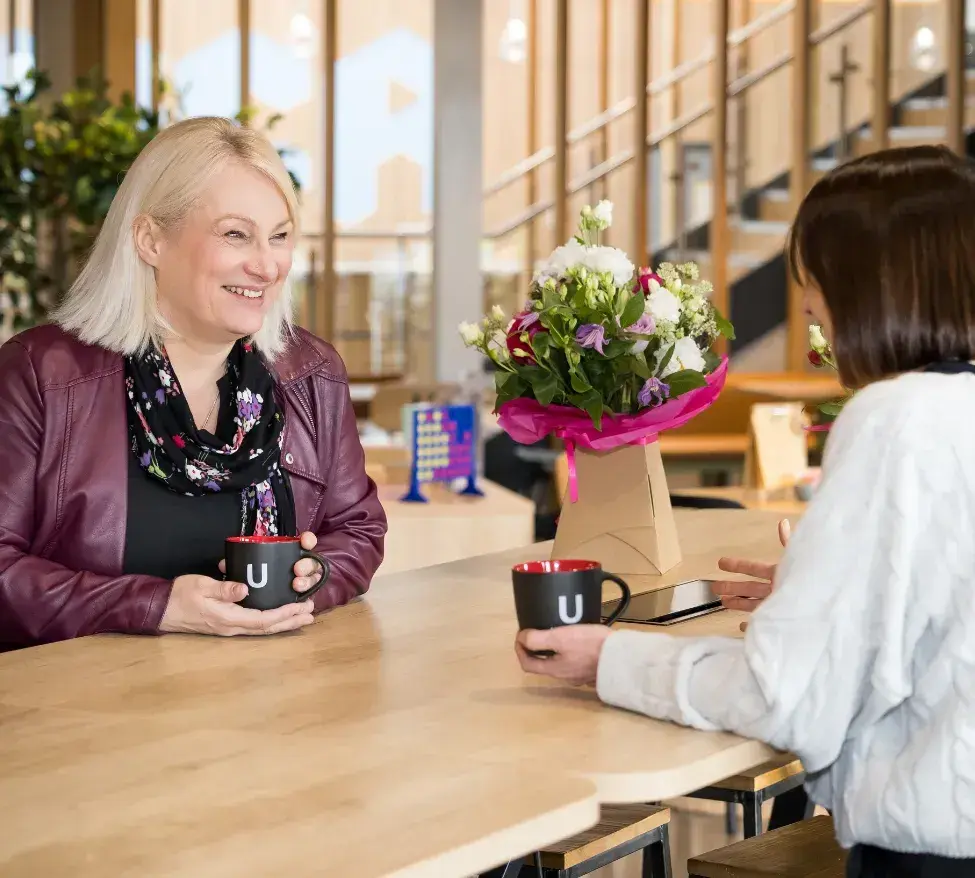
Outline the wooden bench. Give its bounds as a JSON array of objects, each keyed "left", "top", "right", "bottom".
[
  {"left": 689, "top": 755, "right": 810, "bottom": 838},
  {"left": 688, "top": 816, "right": 846, "bottom": 877},
  {"left": 533, "top": 804, "right": 672, "bottom": 878}
]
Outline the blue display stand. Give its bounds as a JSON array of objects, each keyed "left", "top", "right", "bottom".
[{"left": 399, "top": 404, "right": 484, "bottom": 503}]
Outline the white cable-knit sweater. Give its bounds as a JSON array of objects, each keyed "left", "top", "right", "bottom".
[{"left": 596, "top": 371, "right": 975, "bottom": 855}]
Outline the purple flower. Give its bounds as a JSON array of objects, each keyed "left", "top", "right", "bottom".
[
  {"left": 139, "top": 451, "right": 151, "bottom": 468},
  {"left": 625, "top": 313, "right": 656, "bottom": 335},
  {"left": 638, "top": 377, "right": 670, "bottom": 408},
  {"left": 575, "top": 323, "right": 608, "bottom": 355},
  {"left": 155, "top": 388, "right": 165, "bottom": 405},
  {"left": 204, "top": 480, "right": 221, "bottom": 492}
]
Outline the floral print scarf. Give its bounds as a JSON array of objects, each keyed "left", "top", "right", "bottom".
[{"left": 124, "top": 340, "right": 297, "bottom": 537}]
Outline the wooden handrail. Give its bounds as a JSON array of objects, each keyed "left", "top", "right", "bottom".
[
  {"left": 308, "top": 0, "right": 888, "bottom": 247},
  {"left": 483, "top": 0, "right": 795, "bottom": 198}
]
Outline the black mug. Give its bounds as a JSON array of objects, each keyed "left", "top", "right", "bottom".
[
  {"left": 225, "top": 536, "right": 330, "bottom": 611},
  {"left": 511, "top": 560, "right": 631, "bottom": 654}
]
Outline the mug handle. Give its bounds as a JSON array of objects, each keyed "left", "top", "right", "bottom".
[
  {"left": 601, "top": 573, "right": 631, "bottom": 625},
  {"left": 294, "top": 550, "right": 331, "bottom": 601}
]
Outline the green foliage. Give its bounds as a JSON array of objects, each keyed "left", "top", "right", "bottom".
[{"left": 0, "top": 69, "right": 300, "bottom": 331}]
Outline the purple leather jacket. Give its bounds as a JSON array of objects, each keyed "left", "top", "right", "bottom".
[{"left": 0, "top": 324, "right": 387, "bottom": 648}]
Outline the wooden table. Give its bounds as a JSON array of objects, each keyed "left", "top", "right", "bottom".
[
  {"left": 379, "top": 480, "right": 536, "bottom": 575},
  {"left": 730, "top": 374, "right": 843, "bottom": 403},
  {"left": 0, "top": 509, "right": 786, "bottom": 877}
]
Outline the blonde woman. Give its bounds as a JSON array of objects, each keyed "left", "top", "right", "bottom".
[{"left": 0, "top": 117, "right": 387, "bottom": 648}]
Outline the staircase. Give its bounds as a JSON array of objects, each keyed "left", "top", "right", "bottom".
[{"left": 652, "top": 69, "right": 975, "bottom": 369}]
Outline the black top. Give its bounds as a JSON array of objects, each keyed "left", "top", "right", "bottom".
[{"left": 122, "top": 376, "right": 243, "bottom": 581}]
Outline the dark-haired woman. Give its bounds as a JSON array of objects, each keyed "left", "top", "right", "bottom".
[{"left": 512, "top": 145, "right": 975, "bottom": 875}]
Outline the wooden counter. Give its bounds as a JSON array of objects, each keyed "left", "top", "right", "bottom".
[
  {"left": 378, "top": 480, "right": 536, "bottom": 575},
  {"left": 0, "top": 509, "right": 786, "bottom": 877}
]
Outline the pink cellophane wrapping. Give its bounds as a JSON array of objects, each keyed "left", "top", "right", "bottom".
[
  {"left": 497, "top": 357, "right": 728, "bottom": 502},
  {"left": 497, "top": 356, "right": 728, "bottom": 449}
]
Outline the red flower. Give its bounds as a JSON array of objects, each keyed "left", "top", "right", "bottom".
[
  {"left": 506, "top": 311, "right": 546, "bottom": 364},
  {"left": 173, "top": 434, "right": 186, "bottom": 448},
  {"left": 807, "top": 350, "right": 824, "bottom": 368},
  {"left": 636, "top": 269, "right": 664, "bottom": 295}
]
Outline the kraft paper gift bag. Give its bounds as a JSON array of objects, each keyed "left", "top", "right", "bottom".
[
  {"left": 742, "top": 402, "right": 809, "bottom": 495},
  {"left": 552, "top": 442, "right": 681, "bottom": 576}
]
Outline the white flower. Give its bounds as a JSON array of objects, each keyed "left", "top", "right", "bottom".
[
  {"left": 583, "top": 245, "right": 634, "bottom": 286},
  {"left": 809, "top": 323, "right": 828, "bottom": 354},
  {"left": 645, "top": 287, "right": 682, "bottom": 324},
  {"left": 458, "top": 322, "right": 483, "bottom": 345},
  {"left": 544, "top": 238, "right": 587, "bottom": 277},
  {"left": 660, "top": 336, "right": 707, "bottom": 377},
  {"left": 593, "top": 199, "right": 613, "bottom": 227},
  {"left": 490, "top": 304, "right": 505, "bottom": 322}
]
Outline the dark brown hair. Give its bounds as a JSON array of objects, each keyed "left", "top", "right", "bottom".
[{"left": 788, "top": 145, "right": 975, "bottom": 388}]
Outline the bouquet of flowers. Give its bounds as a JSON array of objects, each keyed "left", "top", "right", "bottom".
[
  {"left": 807, "top": 323, "right": 849, "bottom": 419},
  {"left": 459, "top": 200, "right": 734, "bottom": 432}
]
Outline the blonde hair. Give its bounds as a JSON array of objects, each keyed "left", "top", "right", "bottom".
[{"left": 54, "top": 117, "right": 299, "bottom": 358}]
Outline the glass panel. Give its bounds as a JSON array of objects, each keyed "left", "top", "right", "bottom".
[
  {"left": 328, "top": 0, "right": 433, "bottom": 379},
  {"left": 136, "top": 0, "right": 154, "bottom": 110},
  {"left": 1, "top": 0, "right": 34, "bottom": 108},
  {"left": 158, "top": 0, "right": 240, "bottom": 119},
  {"left": 250, "top": 0, "right": 325, "bottom": 235},
  {"left": 333, "top": 234, "right": 432, "bottom": 380}
]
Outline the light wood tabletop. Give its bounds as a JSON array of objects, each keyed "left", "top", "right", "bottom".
[{"left": 0, "top": 508, "right": 787, "bottom": 877}]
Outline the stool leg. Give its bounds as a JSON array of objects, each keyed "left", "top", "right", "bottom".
[
  {"left": 642, "top": 826, "right": 673, "bottom": 878},
  {"left": 725, "top": 802, "right": 738, "bottom": 835},
  {"left": 742, "top": 792, "right": 763, "bottom": 839},
  {"left": 767, "top": 786, "right": 814, "bottom": 831}
]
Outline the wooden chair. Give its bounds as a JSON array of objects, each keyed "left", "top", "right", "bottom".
[
  {"left": 531, "top": 804, "right": 672, "bottom": 878},
  {"left": 687, "top": 815, "right": 846, "bottom": 877},
  {"left": 688, "top": 754, "right": 811, "bottom": 838}
]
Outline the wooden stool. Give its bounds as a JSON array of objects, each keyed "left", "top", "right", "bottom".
[
  {"left": 687, "top": 815, "right": 846, "bottom": 877},
  {"left": 688, "top": 755, "right": 809, "bottom": 838},
  {"left": 531, "top": 804, "right": 672, "bottom": 878}
]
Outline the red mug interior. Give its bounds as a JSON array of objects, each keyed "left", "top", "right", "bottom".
[
  {"left": 512, "top": 560, "right": 600, "bottom": 574},
  {"left": 226, "top": 536, "right": 300, "bottom": 544}
]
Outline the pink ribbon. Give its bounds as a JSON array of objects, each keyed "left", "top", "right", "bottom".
[{"left": 497, "top": 357, "right": 728, "bottom": 503}]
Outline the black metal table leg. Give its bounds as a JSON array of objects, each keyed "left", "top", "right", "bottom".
[
  {"left": 767, "top": 785, "right": 815, "bottom": 831},
  {"left": 742, "top": 792, "right": 764, "bottom": 839}
]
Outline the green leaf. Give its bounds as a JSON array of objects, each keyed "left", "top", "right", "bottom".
[
  {"left": 702, "top": 349, "right": 721, "bottom": 372},
  {"left": 626, "top": 353, "right": 651, "bottom": 380},
  {"left": 818, "top": 400, "right": 846, "bottom": 417},
  {"left": 569, "top": 368, "right": 592, "bottom": 393},
  {"left": 542, "top": 283, "right": 561, "bottom": 311},
  {"left": 657, "top": 343, "right": 675, "bottom": 375},
  {"left": 533, "top": 370, "right": 559, "bottom": 406},
  {"left": 619, "top": 291, "right": 645, "bottom": 329},
  {"left": 570, "top": 390, "right": 604, "bottom": 430},
  {"left": 530, "top": 331, "right": 552, "bottom": 361},
  {"left": 602, "top": 340, "right": 630, "bottom": 359},
  {"left": 714, "top": 309, "right": 736, "bottom": 340},
  {"left": 664, "top": 368, "right": 708, "bottom": 397},
  {"left": 495, "top": 371, "right": 526, "bottom": 397}
]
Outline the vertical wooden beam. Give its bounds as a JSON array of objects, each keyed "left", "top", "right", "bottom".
[
  {"left": 554, "top": 0, "right": 568, "bottom": 242},
  {"left": 670, "top": 0, "right": 683, "bottom": 257},
  {"left": 871, "top": 0, "right": 889, "bottom": 151},
  {"left": 599, "top": 0, "right": 610, "bottom": 199},
  {"left": 526, "top": 0, "right": 538, "bottom": 277},
  {"left": 8, "top": 0, "right": 15, "bottom": 58},
  {"left": 103, "top": 0, "right": 137, "bottom": 101},
  {"left": 150, "top": 0, "right": 161, "bottom": 113},
  {"left": 633, "top": 0, "right": 650, "bottom": 267},
  {"left": 238, "top": 0, "right": 250, "bottom": 117},
  {"left": 945, "top": 0, "right": 965, "bottom": 156},
  {"left": 322, "top": 0, "right": 338, "bottom": 342},
  {"left": 788, "top": 0, "right": 812, "bottom": 370},
  {"left": 710, "top": 0, "right": 729, "bottom": 346}
]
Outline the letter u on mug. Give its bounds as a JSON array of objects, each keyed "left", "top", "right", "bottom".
[
  {"left": 246, "top": 563, "right": 268, "bottom": 589},
  {"left": 557, "top": 593, "right": 584, "bottom": 624}
]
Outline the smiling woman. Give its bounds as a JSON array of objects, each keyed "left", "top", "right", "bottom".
[{"left": 0, "top": 117, "right": 388, "bottom": 649}]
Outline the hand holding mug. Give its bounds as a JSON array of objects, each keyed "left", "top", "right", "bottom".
[
  {"left": 515, "top": 625, "right": 613, "bottom": 686},
  {"left": 159, "top": 574, "right": 316, "bottom": 636},
  {"left": 218, "top": 531, "right": 326, "bottom": 599}
]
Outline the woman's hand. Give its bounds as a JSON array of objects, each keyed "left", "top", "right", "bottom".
[
  {"left": 217, "top": 531, "right": 325, "bottom": 596},
  {"left": 711, "top": 518, "right": 791, "bottom": 630},
  {"left": 159, "top": 575, "right": 315, "bottom": 636},
  {"left": 514, "top": 625, "right": 613, "bottom": 686},
  {"left": 292, "top": 531, "right": 326, "bottom": 594}
]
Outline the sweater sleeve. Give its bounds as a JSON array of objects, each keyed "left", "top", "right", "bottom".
[{"left": 596, "top": 384, "right": 933, "bottom": 773}]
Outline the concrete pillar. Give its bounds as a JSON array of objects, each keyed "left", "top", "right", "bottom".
[{"left": 432, "top": 0, "right": 483, "bottom": 383}]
